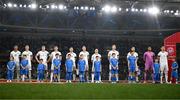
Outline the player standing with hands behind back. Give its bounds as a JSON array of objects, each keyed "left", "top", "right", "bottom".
[
  {"left": 22, "top": 45, "right": 33, "bottom": 82},
  {"left": 7, "top": 56, "right": 16, "bottom": 82},
  {"left": 108, "top": 44, "right": 119, "bottom": 82},
  {"left": 10, "top": 45, "right": 21, "bottom": 82},
  {"left": 35, "top": 45, "right": 49, "bottom": 80},
  {"left": 66, "top": 47, "right": 77, "bottom": 81},
  {"left": 158, "top": 46, "right": 169, "bottom": 84},
  {"left": 48, "top": 46, "right": 62, "bottom": 83},
  {"left": 128, "top": 52, "right": 137, "bottom": 83},
  {"left": 143, "top": 46, "right": 155, "bottom": 83},
  {"left": 65, "top": 54, "right": 74, "bottom": 83},
  {"left": 91, "top": 49, "right": 101, "bottom": 83},
  {"left": 79, "top": 46, "right": 89, "bottom": 82},
  {"left": 127, "top": 47, "right": 139, "bottom": 82}
]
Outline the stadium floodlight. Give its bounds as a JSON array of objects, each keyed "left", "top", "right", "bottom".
[
  {"left": 58, "top": 4, "right": 64, "bottom": 10},
  {"left": 51, "top": 5, "right": 56, "bottom": 9},
  {"left": 85, "top": 6, "right": 89, "bottom": 10},
  {"left": 111, "top": 6, "right": 117, "bottom": 13},
  {"left": 126, "top": 8, "right": 129, "bottom": 12},
  {"left": 39, "top": 5, "right": 42, "bottom": 8},
  {"left": 166, "top": 10, "right": 170, "bottom": 13},
  {"left": 31, "top": 3, "right": 37, "bottom": 9},
  {"left": 4, "top": 4, "right": 7, "bottom": 7},
  {"left": 19, "top": 4, "right": 22, "bottom": 7},
  {"left": 23, "top": 4, "right": 27, "bottom": 8},
  {"left": 135, "top": 9, "right": 138, "bottom": 12},
  {"left": 63, "top": 6, "right": 67, "bottom": 9},
  {"left": 13, "top": 4, "right": 17, "bottom": 7},
  {"left": 46, "top": 5, "right": 49, "bottom": 9},
  {"left": 170, "top": 10, "right": 174, "bottom": 13},
  {"left": 140, "top": 9, "right": 143, "bottom": 12},
  {"left": 103, "top": 5, "right": 111, "bottom": 13},
  {"left": 7, "top": 3, "right": 13, "bottom": 8},
  {"left": 163, "top": 10, "right": 167, "bottom": 13},
  {"left": 148, "top": 6, "right": 160, "bottom": 15},
  {"left": 76, "top": 6, "right": 79, "bottom": 10},
  {"left": 143, "top": 9, "right": 147, "bottom": 12},
  {"left": 81, "top": 6, "right": 84, "bottom": 10},
  {"left": 74, "top": 6, "right": 77, "bottom": 10},
  {"left": 131, "top": 8, "right": 135, "bottom": 12},
  {"left": 119, "top": 8, "right": 122, "bottom": 11},
  {"left": 174, "top": 12, "right": 179, "bottom": 16},
  {"left": 90, "top": 7, "right": 95, "bottom": 10},
  {"left": 28, "top": 5, "right": 31, "bottom": 8}
]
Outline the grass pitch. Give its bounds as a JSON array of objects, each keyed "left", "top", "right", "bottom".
[{"left": 0, "top": 83, "right": 180, "bottom": 99}]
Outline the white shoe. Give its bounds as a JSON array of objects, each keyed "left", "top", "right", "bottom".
[
  {"left": 66, "top": 81, "right": 68, "bottom": 83},
  {"left": 166, "top": 81, "right": 169, "bottom": 84},
  {"left": 132, "top": 81, "right": 136, "bottom": 84},
  {"left": 143, "top": 81, "right": 147, "bottom": 84},
  {"left": 160, "top": 81, "right": 163, "bottom": 84},
  {"left": 9, "top": 80, "right": 12, "bottom": 82},
  {"left": 111, "top": 82, "right": 114, "bottom": 84},
  {"left": 176, "top": 82, "right": 178, "bottom": 84},
  {"left": 152, "top": 81, "right": 155, "bottom": 84},
  {"left": 69, "top": 80, "right": 72, "bottom": 83},
  {"left": 7, "top": 80, "right": 9, "bottom": 82},
  {"left": 128, "top": 81, "right": 131, "bottom": 84}
]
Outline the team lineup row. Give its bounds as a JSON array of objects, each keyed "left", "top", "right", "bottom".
[{"left": 6, "top": 44, "right": 179, "bottom": 84}]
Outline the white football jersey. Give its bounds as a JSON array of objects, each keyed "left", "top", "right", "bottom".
[
  {"left": 66, "top": 52, "right": 77, "bottom": 62},
  {"left": 10, "top": 51, "right": 21, "bottom": 62},
  {"left": 91, "top": 53, "right": 101, "bottom": 62},
  {"left": 108, "top": 50, "right": 119, "bottom": 59},
  {"left": 127, "top": 52, "right": 138, "bottom": 59},
  {"left": 36, "top": 50, "right": 49, "bottom": 62},
  {"left": 50, "top": 51, "right": 62, "bottom": 62},
  {"left": 79, "top": 51, "right": 89, "bottom": 61},
  {"left": 22, "top": 51, "right": 33, "bottom": 61},
  {"left": 158, "top": 51, "right": 168, "bottom": 65}
]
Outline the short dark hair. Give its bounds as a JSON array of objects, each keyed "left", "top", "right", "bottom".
[
  {"left": 55, "top": 53, "right": 59, "bottom": 56},
  {"left": 112, "top": 53, "right": 116, "bottom": 55}
]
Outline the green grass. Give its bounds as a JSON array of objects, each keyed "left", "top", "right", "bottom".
[{"left": 0, "top": 83, "right": 180, "bottom": 99}]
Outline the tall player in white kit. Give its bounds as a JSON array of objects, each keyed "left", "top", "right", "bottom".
[
  {"left": 35, "top": 45, "right": 49, "bottom": 80},
  {"left": 108, "top": 44, "right": 119, "bottom": 82},
  {"left": 22, "top": 45, "right": 33, "bottom": 82},
  {"left": 66, "top": 47, "right": 77, "bottom": 81},
  {"left": 158, "top": 46, "right": 169, "bottom": 84},
  {"left": 48, "top": 46, "right": 62, "bottom": 83},
  {"left": 91, "top": 49, "right": 101, "bottom": 83},
  {"left": 10, "top": 45, "right": 21, "bottom": 82},
  {"left": 79, "top": 46, "right": 89, "bottom": 82},
  {"left": 127, "top": 47, "right": 139, "bottom": 82}
]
